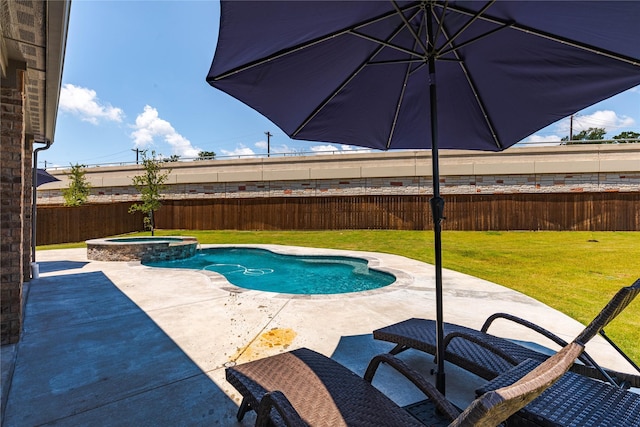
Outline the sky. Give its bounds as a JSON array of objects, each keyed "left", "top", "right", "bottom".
[{"left": 45, "top": 1, "right": 640, "bottom": 169}]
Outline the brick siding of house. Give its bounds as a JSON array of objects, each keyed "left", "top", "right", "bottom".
[{"left": 1, "top": 81, "right": 29, "bottom": 345}]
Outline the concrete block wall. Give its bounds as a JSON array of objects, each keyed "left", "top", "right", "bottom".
[
  {"left": 36, "top": 171, "right": 640, "bottom": 204},
  {"left": 36, "top": 146, "right": 640, "bottom": 205}
]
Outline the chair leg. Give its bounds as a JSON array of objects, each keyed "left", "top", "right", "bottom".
[
  {"left": 237, "top": 398, "right": 251, "bottom": 421},
  {"left": 389, "top": 344, "right": 408, "bottom": 355}
]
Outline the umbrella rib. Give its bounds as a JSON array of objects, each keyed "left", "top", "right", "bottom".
[
  {"left": 437, "top": 21, "right": 513, "bottom": 57},
  {"left": 386, "top": 48, "right": 415, "bottom": 150},
  {"left": 460, "top": 65, "right": 503, "bottom": 149},
  {"left": 349, "top": 5, "right": 425, "bottom": 59},
  {"left": 434, "top": 0, "right": 496, "bottom": 55},
  {"left": 292, "top": 9, "right": 421, "bottom": 138},
  {"left": 438, "top": 3, "right": 640, "bottom": 67},
  {"left": 432, "top": 12, "right": 503, "bottom": 149},
  {"left": 209, "top": 3, "right": 422, "bottom": 81},
  {"left": 386, "top": 11, "right": 429, "bottom": 149},
  {"left": 369, "top": 58, "right": 428, "bottom": 65},
  {"left": 390, "top": 0, "right": 428, "bottom": 54},
  {"left": 431, "top": 0, "right": 449, "bottom": 50},
  {"left": 349, "top": 31, "right": 424, "bottom": 59},
  {"left": 291, "top": 60, "right": 368, "bottom": 138}
]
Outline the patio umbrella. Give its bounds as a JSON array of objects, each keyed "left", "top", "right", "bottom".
[
  {"left": 36, "top": 168, "right": 60, "bottom": 187},
  {"left": 206, "top": 1, "right": 640, "bottom": 393}
]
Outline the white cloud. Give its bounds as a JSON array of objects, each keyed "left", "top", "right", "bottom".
[
  {"left": 130, "top": 105, "right": 200, "bottom": 158},
  {"left": 310, "top": 144, "right": 340, "bottom": 154},
  {"left": 221, "top": 141, "right": 370, "bottom": 158},
  {"left": 220, "top": 145, "right": 256, "bottom": 158},
  {"left": 59, "top": 84, "right": 124, "bottom": 124},
  {"left": 524, "top": 109, "right": 636, "bottom": 143},
  {"left": 310, "top": 144, "right": 370, "bottom": 154},
  {"left": 520, "top": 134, "right": 563, "bottom": 146},
  {"left": 338, "top": 144, "right": 369, "bottom": 152},
  {"left": 556, "top": 110, "right": 635, "bottom": 135},
  {"left": 255, "top": 140, "right": 302, "bottom": 155}
]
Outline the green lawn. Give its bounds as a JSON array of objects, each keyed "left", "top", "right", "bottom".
[{"left": 40, "top": 230, "right": 640, "bottom": 364}]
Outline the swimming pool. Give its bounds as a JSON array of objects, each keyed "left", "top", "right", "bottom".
[{"left": 144, "top": 247, "right": 396, "bottom": 294}]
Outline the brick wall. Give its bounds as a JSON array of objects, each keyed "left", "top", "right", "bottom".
[
  {"left": 1, "top": 82, "right": 26, "bottom": 345},
  {"left": 23, "top": 132, "right": 32, "bottom": 281}
]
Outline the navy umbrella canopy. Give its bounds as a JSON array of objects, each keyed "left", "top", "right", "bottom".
[
  {"left": 36, "top": 168, "right": 60, "bottom": 187},
  {"left": 208, "top": 1, "right": 640, "bottom": 151},
  {"left": 207, "top": 0, "right": 640, "bottom": 392}
]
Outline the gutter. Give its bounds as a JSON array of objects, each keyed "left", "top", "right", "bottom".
[{"left": 31, "top": 139, "right": 52, "bottom": 266}]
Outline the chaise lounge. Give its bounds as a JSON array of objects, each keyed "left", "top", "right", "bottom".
[
  {"left": 225, "top": 280, "right": 639, "bottom": 426},
  {"left": 372, "top": 278, "right": 640, "bottom": 426},
  {"left": 373, "top": 314, "right": 639, "bottom": 388}
]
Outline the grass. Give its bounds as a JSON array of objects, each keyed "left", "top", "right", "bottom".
[{"left": 40, "top": 230, "right": 640, "bottom": 364}]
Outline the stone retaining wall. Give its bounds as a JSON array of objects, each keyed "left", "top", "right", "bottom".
[{"left": 86, "top": 237, "right": 198, "bottom": 263}]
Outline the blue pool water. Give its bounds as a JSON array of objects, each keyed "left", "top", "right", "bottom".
[{"left": 144, "top": 247, "right": 395, "bottom": 294}]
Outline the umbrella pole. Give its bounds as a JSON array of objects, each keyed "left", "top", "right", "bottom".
[
  {"left": 429, "top": 85, "right": 446, "bottom": 395},
  {"left": 426, "top": 7, "right": 446, "bottom": 395}
]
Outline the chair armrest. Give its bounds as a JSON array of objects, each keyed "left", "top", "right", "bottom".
[
  {"left": 256, "top": 390, "right": 308, "bottom": 427},
  {"left": 481, "top": 313, "right": 625, "bottom": 387},
  {"left": 364, "top": 353, "right": 461, "bottom": 421},
  {"left": 481, "top": 313, "right": 569, "bottom": 347}
]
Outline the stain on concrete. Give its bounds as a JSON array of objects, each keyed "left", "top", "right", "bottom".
[{"left": 232, "top": 328, "right": 297, "bottom": 363}]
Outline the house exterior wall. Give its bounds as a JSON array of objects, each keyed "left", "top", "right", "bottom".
[{"left": 1, "top": 80, "right": 28, "bottom": 345}]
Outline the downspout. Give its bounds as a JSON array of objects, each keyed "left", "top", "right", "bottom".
[{"left": 31, "top": 138, "right": 52, "bottom": 265}]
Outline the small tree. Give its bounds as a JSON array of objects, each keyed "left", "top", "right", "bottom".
[
  {"left": 612, "top": 131, "right": 640, "bottom": 142},
  {"left": 563, "top": 127, "right": 606, "bottom": 143},
  {"left": 128, "top": 151, "right": 171, "bottom": 235},
  {"left": 62, "top": 163, "right": 91, "bottom": 206}
]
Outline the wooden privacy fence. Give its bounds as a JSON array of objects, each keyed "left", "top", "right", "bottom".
[
  {"left": 156, "top": 193, "right": 639, "bottom": 231},
  {"left": 443, "top": 193, "right": 638, "bottom": 231},
  {"left": 37, "top": 202, "right": 145, "bottom": 245},
  {"left": 37, "top": 193, "right": 639, "bottom": 245}
]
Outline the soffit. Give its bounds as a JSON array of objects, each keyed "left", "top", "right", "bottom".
[{"left": 1, "top": 0, "right": 70, "bottom": 143}]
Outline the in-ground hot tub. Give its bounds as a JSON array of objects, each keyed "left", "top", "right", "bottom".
[{"left": 86, "top": 236, "right": 198, "bottom": 262}]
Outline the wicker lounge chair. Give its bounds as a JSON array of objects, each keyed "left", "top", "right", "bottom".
[
  {"left": 371, "top": 279, "right": 640, "bottom": 426},
  {"left": 225, "top": 343, "right": 583, "bottom": 427},
  {"left": 225, "top": 281, "right": 638, "bottom": 426},
  {"left": 373, "top": 279, "right": 640, "bottom": 388},
  {"left": 476, "top": 360, "right": 640, "bottom": 427}
]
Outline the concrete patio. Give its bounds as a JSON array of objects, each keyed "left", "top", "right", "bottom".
[{"left": 1, "top": 245, "right": 636, "bottom": 426}]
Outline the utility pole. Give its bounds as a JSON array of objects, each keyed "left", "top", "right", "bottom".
[
  {"left": 265, "top": 131, "right": 272, "bottom": 157},
  {"left": 569, "top": 115, "right": 574, "bottom": 144},
  {"left": 131, "top": 148, "right": 141, "bottom": 164}
]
